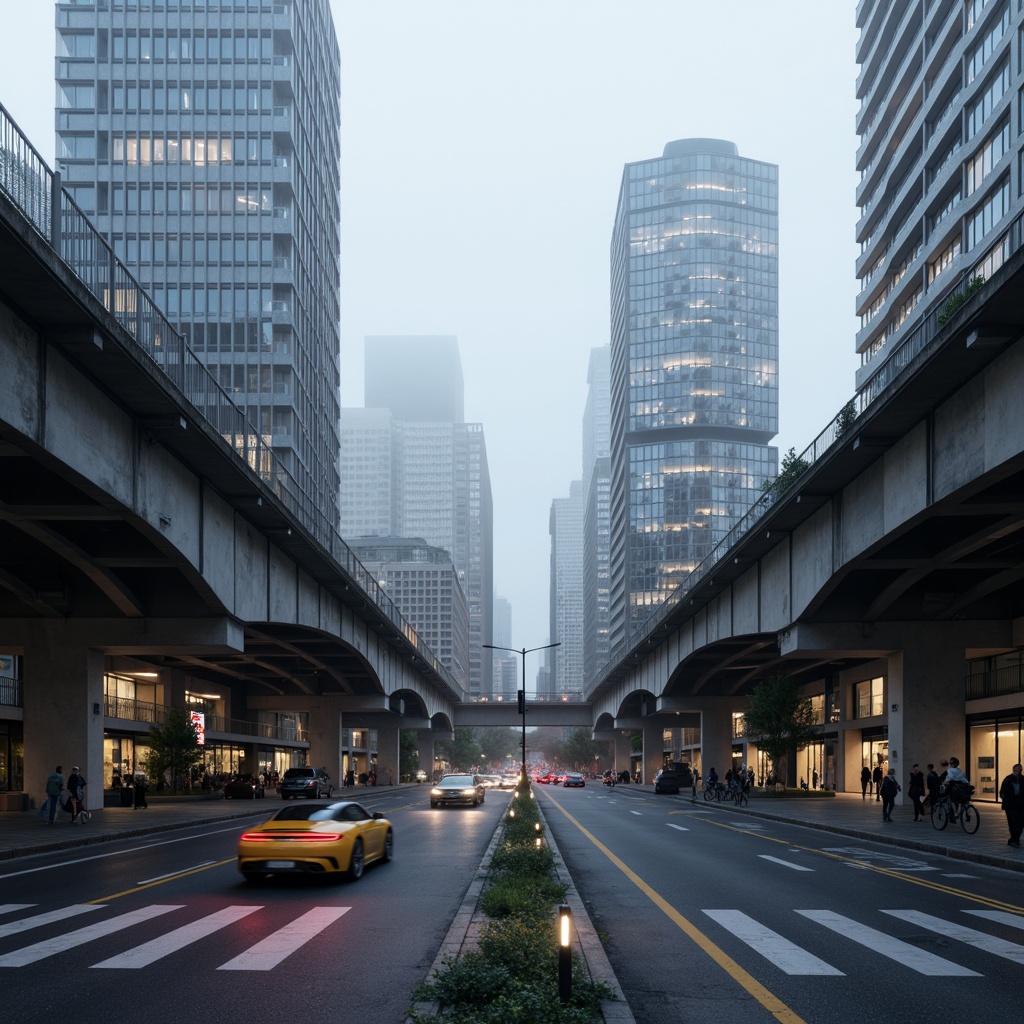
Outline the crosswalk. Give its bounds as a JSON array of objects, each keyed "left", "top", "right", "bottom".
[
  {"left": 703, "top": 907, "right": 1024, "bottom": 977},
  {"left": 0, "top": 902, "right": 348, "bottom": 971}
]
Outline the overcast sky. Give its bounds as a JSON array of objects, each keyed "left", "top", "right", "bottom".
[{"left": 0, "top": 2, "right": 861, "bottom": 682}]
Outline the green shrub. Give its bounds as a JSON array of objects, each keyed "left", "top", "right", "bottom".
[
  {"left": 480, "top": 873, "right": 567, "bottom": 919},
  {"left": 937, "top": 275, "right": 985, "bottom": 327}
]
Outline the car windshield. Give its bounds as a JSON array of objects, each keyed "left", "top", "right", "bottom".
[
  {"left": 441, "top": 775, "right": 475, "bottom": 785},
  {"left": 283, "top": 769, "right": 314, "bottom": 779}
]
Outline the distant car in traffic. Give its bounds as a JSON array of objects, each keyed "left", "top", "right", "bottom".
[
  {"left": 414, "top": 769, "right": 428, "bottom": 783},
  {"left": 429, "top": 773, "right": 486, "bottom": 808},
  {"left": 237, "top": 800, "right": 392, "bottom": 881},
  {"left": 223, "top": 774, "right": 266, "bottom": 799},
  {"left": 278, "top": 766, "right": 333, "bottom": 800},
  {"left": 499, "top": 774, "right": 519, "bottom": 789},
  {"left": 562, "top": 772, "right": 585, "bottom": 788}
]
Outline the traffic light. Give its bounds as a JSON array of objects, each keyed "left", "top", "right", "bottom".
[{"left": 517, "top": 689, "right": 525, "bottom": 714}]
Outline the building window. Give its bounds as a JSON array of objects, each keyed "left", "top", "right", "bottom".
[{"left": 855, "top": 676, "right": 884, "bottom": 719}]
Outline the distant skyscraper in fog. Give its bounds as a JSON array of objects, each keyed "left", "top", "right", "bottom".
[
  {"left": 608, "top": 138, "right": 779, "bottom": 647},
  {"left": 364, "top": 336, "right": 464, "bottom": 422},
  {"left": 550, "top": 480, "right": 585, "bottom": 695}
]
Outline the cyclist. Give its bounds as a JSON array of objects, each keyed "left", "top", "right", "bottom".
[{"left": 942, "top": 756, "right": 972, "bottom": 808}]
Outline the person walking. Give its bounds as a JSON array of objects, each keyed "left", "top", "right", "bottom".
[
  {"left": 880, "top": 768, "right": 901, "bottom": 822},
  {"left": 860, "top": 766, "right": 871, "bottom": 799},
  {"left": 66, "top": 766, "right": 86, "bottom": 823},
  {"left": 908, "top": 764, "right": 925, "bottom": 821},
  {"left": 44, "top": 765, "right": 64, "bottom": 825},
  {"left": 872, "top": 764, "right": 883, "bottom": 800},
  {"left": 925, "top": 763, "right": 941, "bottom": 811},
  {"left": 998, "top": 763, "right": 1023, "bottom": 848}
]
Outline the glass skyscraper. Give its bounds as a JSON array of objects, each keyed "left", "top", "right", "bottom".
[
  {"left": 54, "top": 0, "right": 341, "bottom": 520},
  {"left": 608, "top": 138, "right": 778, "bottom": 646}
]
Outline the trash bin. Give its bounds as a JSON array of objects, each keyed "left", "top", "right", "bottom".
[{"left": 120, "top": 785, "right": 134, "bottom": 807}]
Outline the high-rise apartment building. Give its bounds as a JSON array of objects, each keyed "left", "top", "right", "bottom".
[
  {"left": 340, "top": 338, "right": 494, "bottom": 697},
  {"left": 582, "top": 347, "right": 612, "bottom": 682},
  {"left": 608, "top": 138, "right": 779, "bottom": 646},
  {"left": 550, "top": 480, "right": 585, "bottom": 697},
  {"left": 54, "top": 0, "right": 341, "bottom": 519},
  {"left": 855, "top": 0, "right": 1023, "bottom": 389}
]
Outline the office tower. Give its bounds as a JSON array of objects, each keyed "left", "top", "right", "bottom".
[
  {"left": 340, "top": 337, "right": 494, "bottom": 696},
  {"left": 855, "top": 1, "right": 1023, "bottom": 389},
  {"left": 54, "top": 0, "right": 341, "bottom": 521},
  {"left": 550, "top": 480, "right": 585, "bottom": 697},
  {"left": 346, "top": 537, "right": 469, "bottom": 691},
  {"left": 582, "top": 347, "right": 612, "bottom": 681},
  {"left": 491, "top": 595, "right": 518, "bottom": 700},
  {"left": 365, "top": 336, "right": 464, "bottom": 422},
  {"left": 608, "top": 138, "right": 779, "bottom": 646}
]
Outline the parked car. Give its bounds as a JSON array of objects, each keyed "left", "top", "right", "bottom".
[
  {"left": 279, "top": 766, "right": 333, "bottom": 800},
  {"left": 653, "top": 768, "right": 680, "bottom": 794},
  {"left": 237, "top": 800, "right": 392, "bottom": 881},
  {"left": 562, "top": 772, "right": 586, "bottom": 788},
  {"left": 223, "top": 774, "right": 266, "bottom": 799},
  {"left": 429, "top": 773, "right": 486, "bottom": 808}
]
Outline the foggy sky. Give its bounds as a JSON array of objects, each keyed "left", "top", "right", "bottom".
[{"left": 0, "top": 2, "right": 861, "bottom": 681}]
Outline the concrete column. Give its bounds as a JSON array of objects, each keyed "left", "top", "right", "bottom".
[
  {"left": 642, "top": 722, "right": 666, "bottom": 784},
  {"left": 23, "top": 639, "right": 104, "bottom": 813},
  {"left": 613, "top": 733, "right": 632, "bottom": 774},
  {"left": 306, "top": 704, "right": 343, "bottom": 785},
  {"left": 373, "top": 722, "right": 401, "bottom": 785},
  {"left": 416, "top": 729, "right": 435, "bottom": 781},
  {"left": 700, "top": 704, "right": 735, "bottom": 785}
]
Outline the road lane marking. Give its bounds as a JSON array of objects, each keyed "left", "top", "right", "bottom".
[
  {"left": 795, "top": 910, "right": 980, "bottom": 975},
  {"left": 0, "top": 905, "right": 182, "bottom": 967},
  {"left": 0, "top": 905, "right": 33, "bottom": 916},
  {"left": 965, "top": 910, "right": 1024, "bottom": 931},
  {"left": 666, "top": 823, "right": 689, "bottom": 832},
  {"left": 540, "top": 789, "right": 809, "bottom": 1024},
  {"left": 758, "top": 855, "right": 813, "bottom": 872},
  {"left": 0, "top": 904, "right": 101, "bottom": 940},
  {"left": 92, "top": 905, "right": 263, "bottom": 968},
  {"left": 883, "top": 910, "right": 1024, "bottom": 963},
  {"left": 630, "top": 810, "right": 643, "bottom": 816},
  {"left": 137, "top": 861, "right": 216, "bottom": 884},
  {"left": 217, "top": 906, "right": 349, "bottom": 971},
  {"left": 702, "top": 911, "right": 842, "bottom": 975}
]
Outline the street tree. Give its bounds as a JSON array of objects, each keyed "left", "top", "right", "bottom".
[
  {"left": 742, "top": 674, "right": 821, "bottom": 785},
  {"left": 143, "top": 708, "right": 204, "bottom": 792},
  {"left": 436, "top": 728, "right": 483, "bottom": 772},
  {"left": 477, "top": 727, "right": 519, "bottom": 768}
]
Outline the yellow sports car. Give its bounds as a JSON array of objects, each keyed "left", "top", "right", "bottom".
[{"left": 237, "top": 800, "right": 393, "bottom": 881}]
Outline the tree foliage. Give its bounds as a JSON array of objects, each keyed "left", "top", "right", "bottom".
[
  {"left": 436, "top": 728, "right": 483, "bottom": 772},
  {"left": 477, "top": 727, "right": 520, "bottom": 767},
  {"left": 143, "top": 708, "right": 204, "bottom": 792},
  {"left": 742, "top": 675, "right": 821, "bottom": 780},
  {"left": 399, "top": 729, "right": 420, "bottom": 779},
  {"left": 545, "top": 728, "right": 609, "bottom": 771}
]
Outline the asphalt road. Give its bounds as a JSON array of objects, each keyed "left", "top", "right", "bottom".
[
  {"left": 0, "top": 786, "right": 511, "bottom": 1024},
  {"left": 537, "top": 784, "right": 1024, "bottom": 1024}
]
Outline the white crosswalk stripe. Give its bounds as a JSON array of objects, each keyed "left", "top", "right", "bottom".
[
  {"left": 0, "top": 906, "right": 182, "bottom": 968},
  {"left": 795, "top": 910, "right": 980, "bottom": 976},
  {"left": 217, "top": 906, "right": 349, "bottom": 971},
  {"left": 0, "top": 904, "right": 101, "bottom": 941},
  {"left": 965, "top": 910, "right": 1024, "bottom": 932},
  {"left": 91, "top": 906, "right": 263, "bottom": 969},
  {"left": 882, "top": 910, "right": 1024, "bottom": 964},
  {"left": 0, "top": 905, "right": 34, "bottom": 918},
  {"left": 703, "top": 910, "right": 842, "bottom": 975}
]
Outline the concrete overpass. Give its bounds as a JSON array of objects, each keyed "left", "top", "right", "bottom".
[
  {"left": 0, "top": 106, "right": 463, "bottom": 803},
  {"left": 588, "top": 213, "right": 1024, "bottom": 789}
]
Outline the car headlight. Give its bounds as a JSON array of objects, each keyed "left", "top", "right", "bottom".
[
  {"left": 430, "top": 787, "right": 442, "bottom": 796},
  {"left": 462, "top": 788, "right": 476, "bottom": 797}
]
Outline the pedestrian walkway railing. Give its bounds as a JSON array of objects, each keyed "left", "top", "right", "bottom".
[
  {"left": 0, "top": 674, "right": 20, "bottom": 709},
  {"left": 0, "top": 101, "right": 461, "bottom": 701}
]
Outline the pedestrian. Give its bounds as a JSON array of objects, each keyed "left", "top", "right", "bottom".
[
  {"left": 872, "top": 764, "right": 883, "bottom": 800},
  {"left": 44, "top": 764, "right": 64, "bottom": 825},
  {"left": 880, "top": 768, "right": 901, "bottom": 822},
  {"left": 133, "top": 775, "right": 148, "bottom": 808},
  {"left": 998, "top": 763, "right": 1024, "bottom": 848},
  {"left": 66, "top": 765, "right": 86, "bottom": 823},
  {"left": 908, "top": 763, "right": 925, "bottom": 821},
  {"left": 925, "top": 763, "right": 940, "bottom": 810},
  {"left": 345, "top": 768, "right": 355, "bottom": 788},
  {"left": 860, "top": 765, "right": 871, "bottom": 799},
  {"left": 812, "top": 769, "right": 819, "bottom": 790}
]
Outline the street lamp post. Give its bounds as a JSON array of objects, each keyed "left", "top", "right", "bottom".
[{"left": 483, "top": 641, "right": 560, "bottom": 779}]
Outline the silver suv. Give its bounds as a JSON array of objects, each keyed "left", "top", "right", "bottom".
[{"left": 279, "top": 766, "right": 333, "bottom": 799}]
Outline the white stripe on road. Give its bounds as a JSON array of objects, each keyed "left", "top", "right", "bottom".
[
  {"left": 703, "top": 910, "right": 843, "bottom": 975},
  {"left": 91, "top": 906, "right": 263, "bottom": 968},
  {"left": 665, "top": 823, "right": 689, "bottom": 832},
  {"left": 217, "top": 906, "right": 349, "bottom": 971},
  {"left": 965, "top": 910, "right": 1024, "bottom": 932},
  {"left": 796, "top": 910, "right": 980, "bottom": 975},
  {"left": 758, "top": 855, "right": 813, "bottom": 872},
  {"left": 0, "top": 904, "right": 101, "bottom": 940},
  {"left": 630, "top": 810, "right": 643, "bottom": 816},
  {"left": 883, "top": 910, "right": 1024, "bottom": 964},
  {"left": 0, "top": 905, "right": 34, "bottom": 917},
  {"left": 0, "top": 906, "right": 182, "bottom": 967}
]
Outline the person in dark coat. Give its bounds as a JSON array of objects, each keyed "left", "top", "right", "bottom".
[
  {"left": 880, "top": 768, "right": 901, "bottom": 822},
  {"left": 133, "top": 776, "right": 148, "bottom": 808},
  {"left": 908, "top": 764, "right": 925, "bottom": 821},
  {"left": 872, "top": 764, "right": 883, "bottom": 800},
  {"left": 999, "top": 763, "right": 1024, "bottom": 848},
  {"left": 860, "top": 766, "right": 871, "bottom": 799},
  {"left": 926, "top": 763, "right": 941, "bottom": 810}
]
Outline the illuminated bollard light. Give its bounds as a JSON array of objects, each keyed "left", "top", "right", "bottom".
[{"left": 558, "top": 904, "right": 572, "bottom": 1004}]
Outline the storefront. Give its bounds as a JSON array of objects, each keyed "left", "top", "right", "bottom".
[{"left": 968, "top": 715, "right": 1024, "bottom": 802}]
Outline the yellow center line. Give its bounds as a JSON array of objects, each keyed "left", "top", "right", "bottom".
[
  {"left": 87, "top": 857, "right": 236, "bottom": 903},
  {"left": 542, "top": 790, "right": 808, "bottom": 1024}
]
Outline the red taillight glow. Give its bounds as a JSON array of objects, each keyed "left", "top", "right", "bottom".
[{"left": 240, "top": 831, "right": 338, "bottom": 842}]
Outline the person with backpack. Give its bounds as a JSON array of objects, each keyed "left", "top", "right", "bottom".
[
  {"left": 44, "top": 765, "right": 64, "bottom": 825},
  {"left": 66, "top": 766, "right": 87, "bottom": 823},
  {"left": 880, "top": 768, "right": 901, "bottom": 822}
]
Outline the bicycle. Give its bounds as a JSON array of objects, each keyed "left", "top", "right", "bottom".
[{"left": 929, "top": 793, "right": 980, "bottom": 834}]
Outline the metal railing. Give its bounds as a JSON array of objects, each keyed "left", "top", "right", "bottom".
[
  {"left": 0, "top": 101, "right": 460, "bottom": 699},
  {"left": 0, "top": 674, "right": 21, "bottom": 708},
  {"left": 103, "top": 696, "right": 308, "bottom": 742},
  {"left": 966, "top": 664, "right": 1024, "bottom": 701}
]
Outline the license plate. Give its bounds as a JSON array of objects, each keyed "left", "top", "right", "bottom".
[{"left": 266, "top": 860, "right": 295, "bottom": 869}]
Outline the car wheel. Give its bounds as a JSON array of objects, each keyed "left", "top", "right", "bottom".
[
  {"left": 383, "top": 828, "right": 394, "bottom": 862},
  {"left": 347, "top": 838, "right": 364, "bottom": 881},
  {"left": 430, "top": 800, "right": 438, "bottom": 808}
]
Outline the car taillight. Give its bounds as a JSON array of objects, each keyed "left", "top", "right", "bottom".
[{"left": 241, "top": 831, "right": 337, "bottom": 842}]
